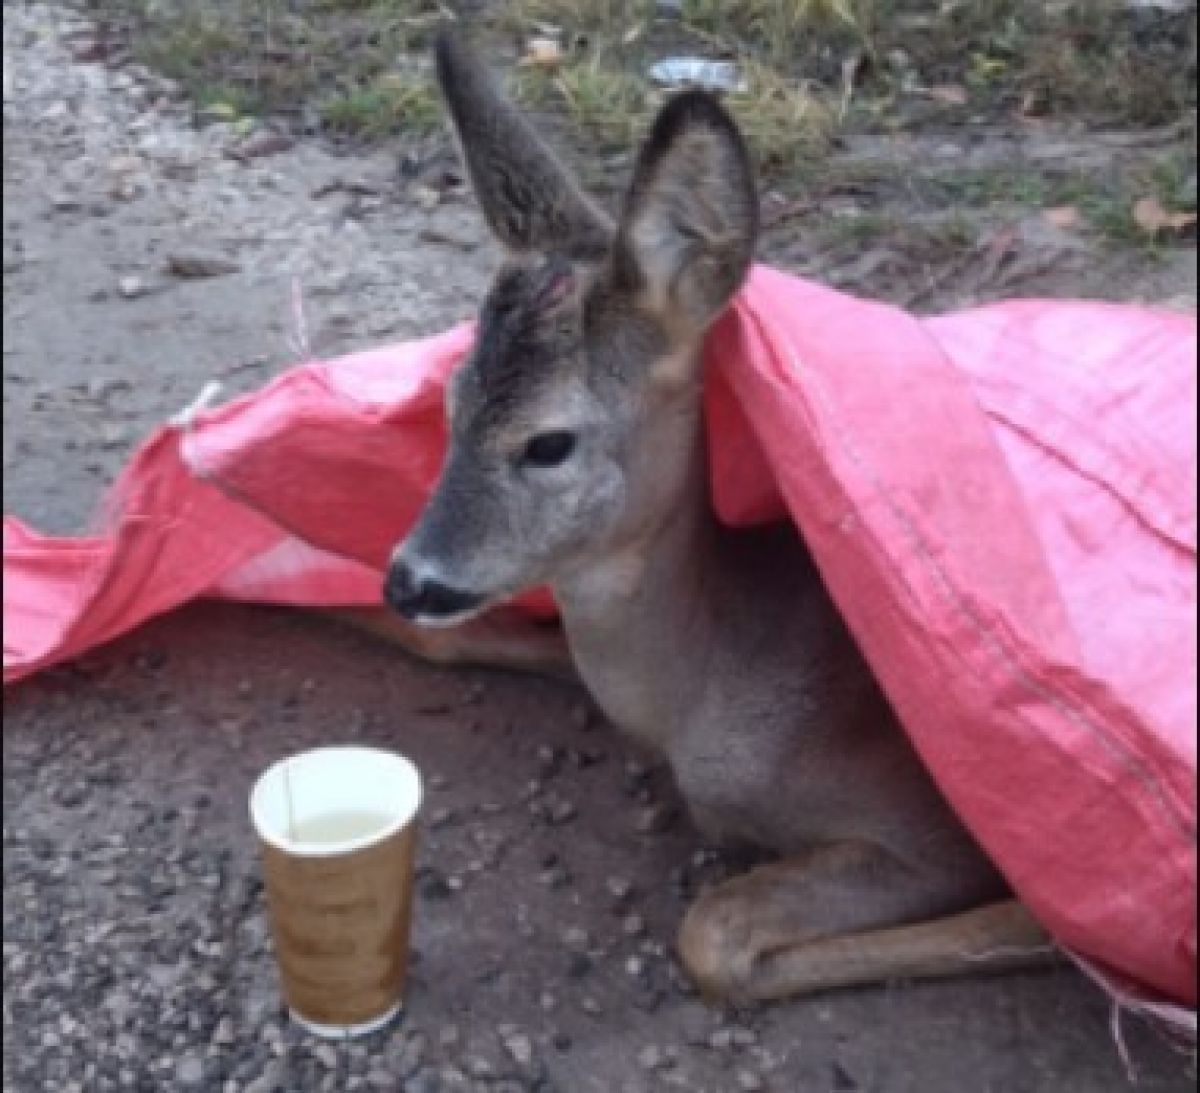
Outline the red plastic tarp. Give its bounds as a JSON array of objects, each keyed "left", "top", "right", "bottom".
[{"left": 4, "top": 265, "right": 1196, "bottom": 1015}]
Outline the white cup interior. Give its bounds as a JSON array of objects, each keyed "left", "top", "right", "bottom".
[{"left": 249, "top": 746, "right": 422, "bottom": 858}]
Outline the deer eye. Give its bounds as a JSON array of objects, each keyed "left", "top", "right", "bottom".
[{"left": 522, "top": 430, "right": 577, "bottom": 468}]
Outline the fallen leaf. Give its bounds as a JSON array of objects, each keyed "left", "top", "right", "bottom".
[
  {"left": 226, "top": 131, "right": 294, "bottom": 162},
  {"left": 71, "top": 40, "right": 113, "bottom": 63},
  {"left": 1132, "top": 196, "right": 1197, "bottom": 236},
  {"left": 926, "top": 84, "right": 969, "bottom": 106},
  {"left": 412, "top": 183, "right": 441, "bottom": 211},
  {"left": 1043, "top": 205, "right": 1082, "bottom": 230},
  {"left": 519, "top": 38, "right": 564, "bottom": 69},
  {"left": 200, "top": 101, "right": 240, "bottom": 122},
  {"left": 1016, "top": 89, "right": 1048, "bottom": 120},
  {"left": 760, "top": 193, "right": 816, "bottom": 229},
  {"left": 970, "top": 53, "right": 1007, "bottom": 80},
  {"left": 165, "top": 254, "right": 241, "bottom": 280},
  {"left": 417, "top": 228, "right": 479, "bottom": 251}
]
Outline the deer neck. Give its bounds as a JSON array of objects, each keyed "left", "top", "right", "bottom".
[{"left": 552, "top": 401, "right": 718, "bottom": 749}]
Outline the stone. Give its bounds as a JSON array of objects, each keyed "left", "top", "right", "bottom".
[
  {"left": 175, "top": 1055, "right": 205, "bottom": 1086},
  {"left": 501, "top": 1029, "right": 534, "bottom": 1067}
]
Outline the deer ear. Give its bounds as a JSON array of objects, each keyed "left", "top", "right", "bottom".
[
  {"left": 612, "top": 90, "right": 757, "bottom": 334},
  {"left": 434, "top": 30, "right": 610, "bottom": 258}
]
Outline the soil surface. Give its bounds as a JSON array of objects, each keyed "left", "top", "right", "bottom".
[{"left": 3, "top": 4, "right": 1196, "bottom": 1092}]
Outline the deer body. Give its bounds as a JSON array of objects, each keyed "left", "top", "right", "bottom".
[{"left": 376, "top": 32, "right": 1054, "bottom": 1004}]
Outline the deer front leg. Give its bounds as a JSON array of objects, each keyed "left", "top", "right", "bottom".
[
  {"left": 677, "top": 843, "right": 1057, "bottom": 1005},
  {"left": 316, "top": 606, "right": 578, "bottom": 682}
]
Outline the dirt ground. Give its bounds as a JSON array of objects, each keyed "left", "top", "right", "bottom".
[{"left": 3, "top": 3, "right": 1196, "bottom": 1092}]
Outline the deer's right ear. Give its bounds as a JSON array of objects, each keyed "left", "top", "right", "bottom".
[{"left": 434, "top": 31, "right": 610, "bottom": 258}]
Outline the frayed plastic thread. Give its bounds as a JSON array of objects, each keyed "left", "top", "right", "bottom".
[
  {"left": 961, "top": 943, "right": 1058, "bottom": 962},
  {"left": 169, "top": 381, "right": 224, "bottom": 429},
  {"left": 287, "top": 275, "right": 312, "bottom": 362},
  {"left": 1068, "top": 949, "right": 1197, "bottom": 1081},
  {"left": 1110, "top": 999, "right": 1138, "bottom": 1086}
]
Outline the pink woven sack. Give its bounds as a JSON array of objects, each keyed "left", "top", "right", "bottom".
[{"left": 5, "top": 267, "right": 1195, "bottom": 1016}]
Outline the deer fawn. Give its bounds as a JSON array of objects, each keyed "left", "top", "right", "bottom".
[{"left": 360, "top": 31, "right": 1054, "bottom": 1005}]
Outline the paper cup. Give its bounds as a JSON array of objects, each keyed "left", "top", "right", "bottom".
[{"left": 249, "top": 746, "right": 422, "bottom": 1039}]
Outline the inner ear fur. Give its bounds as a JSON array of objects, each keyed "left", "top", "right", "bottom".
[{"left": 612, "top": 90, "right": 758, "bottom": 335}]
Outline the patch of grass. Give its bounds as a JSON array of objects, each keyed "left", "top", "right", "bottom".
[
  {"left": 925, "top": 166, "right": 1055, "bottom": 210},
  {"left": 911, "top": 162, "right": 1193, "bottom": 250},
  {"left": 823, "top": 210, "right": 899, "bottom": 245},
  {"left": 867, "top": 0, "right": 1196, "bottom": 128},
  {"left": 131, "top": 9, "right": 244, "bottom": 87},
  {"left": 682, "top": 0, "right": 865, "bottom": 69},
  {"left": 504, "top": 0, "right": 656, "bottom": 32},
  {"left": 1141, "top": 147, "right": 1199, "bottom": 214},
  {"left": 1017, "top": 2, "right": 1197, "bottom": 127},
  {"left": 100, "top": 0, "right": 438, "bottom": 137},
  {"left": 726, "top": 61, "right": 837, "bottom": 173},
  {"left": 320, "top": 71, "right": 440, "bottom": 139},
  {"left": 517, "top": 52, "right": 652, "bottom": 150},
  {"left": 89, "top": 0, "right": 1196, "bottom": 233}
]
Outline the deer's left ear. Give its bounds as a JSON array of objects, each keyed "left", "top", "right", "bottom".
[{"left": 612, "top": 90, "right": 758, "bottom": 335}]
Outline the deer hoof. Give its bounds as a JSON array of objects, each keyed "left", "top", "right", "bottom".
[{"left": 676, "top": 886, "right": 759, "bottom": 1004}]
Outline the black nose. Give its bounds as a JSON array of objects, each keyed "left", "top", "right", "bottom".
[{"left": 384, "top": 560, "right": 484, "bottom": 621}]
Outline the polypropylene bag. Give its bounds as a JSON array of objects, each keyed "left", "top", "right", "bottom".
[{"left": 4, "top": 266, "right": 1196, "bottom": 1017}]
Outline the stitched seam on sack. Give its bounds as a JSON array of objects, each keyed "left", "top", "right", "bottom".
[{"left": 745, "top": 304, "right": 1196, "bottom": 846}]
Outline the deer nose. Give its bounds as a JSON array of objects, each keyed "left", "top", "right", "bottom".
[{"left": 384, "top": 559, "right": 483, "bottom": 622}]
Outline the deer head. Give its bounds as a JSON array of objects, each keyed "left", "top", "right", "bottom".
[{"left": 385, "top": 31, "right": 758, "bottom": 625}]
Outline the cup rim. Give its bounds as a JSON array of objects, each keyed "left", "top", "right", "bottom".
[{"left": 249, "top": 745, "right": 422, "bottom": 859}]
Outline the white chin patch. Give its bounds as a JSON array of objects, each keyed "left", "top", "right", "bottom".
[{"left": 413, "top": 603, "right": 490, "bottom": 629}]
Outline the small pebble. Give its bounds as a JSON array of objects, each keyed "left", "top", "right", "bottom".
[
  {"left": 314, "top": 1044, "right": 338, "bottom": 1068},
  {"left": 637, "top": 1045, "right": 676, "bottom": 1071},
  {"left": 175, "top": 1055, "right": 205, "bottom": 1086},
  {"left": 606, "top": 876, "right": 636, "bottom": 909},
  {"left": 546, "top": 797, "right": 578, "bottom": 826},
  {"left": 501, "top": 1030, "right": 534, "bottom": 1067},
  {"left": 210, "top": 1016, "right": 235, "bottom": 1046},
  {"left": 562, "top": 926, "right": 590, "bottom": 950},
  {"left": 709, "top": 1028, "right": 734, "bottom": 1051},
  {"left": 622, "top": 912, "right": 647, "bottom": 937},
  {"left": 635, "top": 802, "right": 675, "bottom": 834},
  {"left": 732, "top": 1027, "right": 758, "bottom": 1048},
  {"left": 428, "top": 807, "right": 456, "bottom": 829},
  {"left": 465, "top": 1056, "right": 494, "bottom": 1079}
]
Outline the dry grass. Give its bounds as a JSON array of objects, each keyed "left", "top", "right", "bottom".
[
  {"left": 514, "top": 49, "right": 652, "bottom": 150},
  {"left": 89, "top": 0, "right": 1196, "bottom": 228},
  {"left": 682, "top": 0, "right": 865, "bottom": 67},
  {"left": 319, "top": 70, "right": 440, "bottom": 139},
  {"left": 726, "top": 61, "right": 837, "bottom": 172},
  {"left": 503, "top": 0, "right": 657, "bottom": 32}
]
